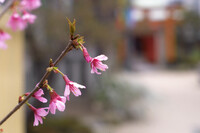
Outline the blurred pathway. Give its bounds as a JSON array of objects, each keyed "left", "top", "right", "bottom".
[{"left": 112, "top": 70, "right": 200, "bottom": 133}]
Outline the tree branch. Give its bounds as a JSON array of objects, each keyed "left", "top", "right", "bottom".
[
  {"left": 0, "top": 0, "right": 14, "bottom": 19},
  {"left": 0, "top": 40, "right": 74, "bottom": 126}
]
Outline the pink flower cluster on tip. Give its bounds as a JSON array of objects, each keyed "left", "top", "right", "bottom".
[
  {"left": 0, "top": 30, "right": 11, "bottom": 50},
  {"left": 28, "top": 105, "right": 48, "bottom": 126},
  {"left": 83, "top": 47, "right": 108, "bottom": 74},
  {"left": 49, "top": 90, "right": 66, "bottom": 114},
  {"left": 63, "top": 75, "right": 86, "bottom": 98}
]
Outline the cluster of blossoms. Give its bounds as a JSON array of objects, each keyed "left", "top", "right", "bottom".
[
  {"left": 0, "top": 0, "right": 41, "bottom": 49},
  {"left": 19, "top": 19, "right": 108, "bottom": 126}
]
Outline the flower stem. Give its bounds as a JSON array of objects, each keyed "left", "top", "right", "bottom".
[{"left": 53, "top": 67, "right": 65, "bottom": 76}]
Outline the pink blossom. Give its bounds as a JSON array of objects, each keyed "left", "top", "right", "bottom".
[
  {"left": 0, "top": 31, "right": 10, "bottom": 50},
  {"left": 22, "top": 11, "right": 37, "bottom": 24},
  {"left": 26, "top": 89, "right": 47, "bottom": 103},
  {"left": 49, "top": 90, "right": 66, "bottom": 114},
  {"left": 28, "top": 105, "right": 49, "bottom": 126},
  {"left": 83, "top": 47, "right": 92, "bottom": 63},
  {"left": 7, "top": 12, "right": 27, "bottom": 31},
  {"left": 33, "top": 89, "right": 47, "bottom": 103},
  {"left": 0, "top": 31, "right": 11, "bottom": 41},
  {"left": 20, "top": 0, "right": 41, "bottom": 11},
  {"left": 82, "top": 46, "right": 108, "bottom": 74},
  {"left": 90, "top": 55, "right": 108, "bottom": 74},
  {"left": 0, "top": 41, "right": 8, "bottom": 50},
  {"left": 63, "top": 75, "right": 86, "bottom": 98},
  {"left": 0, "top": 0, "right": 5, "bottom": 3}
]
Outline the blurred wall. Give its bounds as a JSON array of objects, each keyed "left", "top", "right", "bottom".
[{"left": 0, "top": 14, "right": 25, "bottom": 133}]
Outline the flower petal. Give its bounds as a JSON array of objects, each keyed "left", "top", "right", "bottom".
[
  {"left": 49, "top": 102, "right": 56, "bottom": 114},
  {"left": 34, "top": 89, "right": 44, "bottom": 96},
  {"left": 70, "top": 82, "right": 86, "bottom": 89},
  {"left": 33, "top": 114, "right": 39, "bottom": 126},
  {"left": 37, "top": 108, "right": 48, "bottom": 116},
  {"left": 36, "top": 114, "right": 43, "bottom": 125},
  {"left": 0, "top": 41, "right": 7, "bottom": 50},
  {"left": 56, "top": 101, "right": 65, "bottom": 112},
  {"left": 64, "top": 85, "right": 70, "bottom": 97},
  {"left": 60, "top": 96, "right": 66, "bottom": 103},
  {"left": 66, "top": 95, "right": 70, "bottom": 101},
  {"left": 95, "top": 55, "right": 108, "bottom": 61},
  {"left": 95, "top": 62, "right": 108, "bottom": 71},
  {"left": 37, "top": 97, "right": 48, "bottom": 103},
  {"left": 71, "top": 87, "right": 81, "bottom": 96},
  {"left": 91, "top": 65, "right": 101, "bottom": 74}
]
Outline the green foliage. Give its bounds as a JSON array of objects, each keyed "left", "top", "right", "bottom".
[
  {"left": 28, "top": 117, "right": 92, "bottom": 133},
  {"left": 66, "top": 18, "right": 76, "bottom": 36},
  {"left": 94, "top": 76, "right": 148, "bottom": 121},
  {"left": 187, "top": 49, "right": 200, "bottom": 64}
]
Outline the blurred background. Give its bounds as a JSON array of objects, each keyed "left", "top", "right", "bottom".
[{"left": 1, "top": 0, "right": 200, "bottom": 133}]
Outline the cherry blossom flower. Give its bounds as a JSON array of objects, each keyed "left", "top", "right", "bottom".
[
  {"left": 82, "top": 46, "right": 108, "bottom": 74},
  {"left": 28, "top": 104, "right": 49, "bottom": 126},
  {"left": 22, "top": 11, "right": 37, "bottom": 24},
  {"left": 0, "top": 41, "right": 8, "bottom": 50},
  {"left": 49, "top": 90, "right": 66, "bottom": 114},
  {"left": 90, "top": 55, "right": 108, "bottom": 74},
  {"left": 0, "top": 0, "right": 5, "bottom": 3},
  {"left": 63, "top": 75, "right": 86, "bottom": 98},
  {"left": 7, "top": 12, "right": 27, "bottom": 31},
  {"left": 0, "top": 31, "right": 11, "bottom": 41},
  {"left": 82, "top": 47, "right": 92, "bottom": 63},
  {"left": 0, "top": 30, "right": 11, "bottom": 50},
  {"left": 26, "top": 89, "right": 47, "bottom": 103},
  {"left": 33, "top": 89, "right": 47, "bottom": 103},
  {"left": 20, "top": 0, "right": 41, "bottom": 11}
]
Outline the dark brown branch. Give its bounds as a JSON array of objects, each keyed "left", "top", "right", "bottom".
[
  {"left": 0, "top": 0, "right": 14, "bottom": 19},
  {"left": 0, "top": 40, "right": 74, "bottom": 126}
]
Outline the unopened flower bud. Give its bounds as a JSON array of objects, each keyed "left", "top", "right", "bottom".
[
  {"left": 66, "top": 18, "right": 76, "bottom": 36},
  {"left": 46, "top": 67, "right": 53, "bottom": 72},
  {"left": 18, "top": 96, "right": 24, "bottom": 103}
]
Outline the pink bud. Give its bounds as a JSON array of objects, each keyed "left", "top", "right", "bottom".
[{"left": 82, "top": 47, "right": 92, "bottom": 63}]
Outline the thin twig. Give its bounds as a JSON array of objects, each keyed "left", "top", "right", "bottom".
[
  {"left": 0, "top": 40, "right": 74, "bottom": 126},
  {"left": 0, "top": 0, "right": 14, "bottom": 19}
]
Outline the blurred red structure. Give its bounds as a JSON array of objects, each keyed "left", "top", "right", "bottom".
[{"left": 116, "top": 2, "right": 184, "bottom": 65}]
